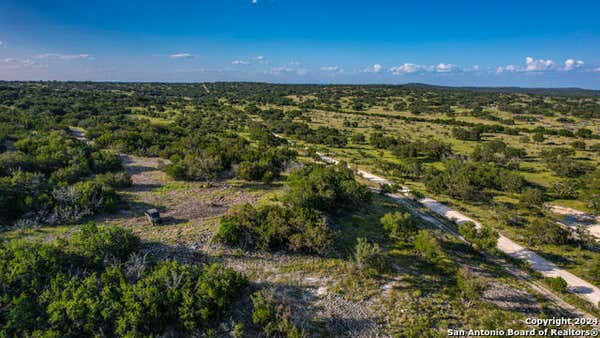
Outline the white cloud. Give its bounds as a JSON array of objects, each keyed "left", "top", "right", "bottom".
[
  {"left": 390, "top": 63, "right": 427, "bottom": 75},
  {"left": 169, "top": 53, "right": 194, "bottom": 59},
  {"left": 174, "top": 67, "right": 226, "bottom": 74},
  {"left": 0, "top": 41, "right": 3, "bottom": 46},
  {"left": 267, "top": 65, "right": 307, "bottom": 76},
  {"left": 232, "top": 56, "right": 274, "bottom": 65},
  {"left": 436, "top": 63, "right": 457, "bottom": 73},
  {"left": 390, "top": 63, "right": 460, "bottom": 75},
  {"left": 2, "top": 52, "right": 95, "bottom": 71},
  {"left": 524, "top": 56, "right": 555, "bottom": 71},
  {"left": 35, "top": 53, "right": 94, "bottom": 60},
  {"left": 2, "top": 57, "right": 44, "bottom": 69},
  {"left": 496, "top": 56, "right": 586, "bottom": 74},
  {"left": 253, "top": 55, "right": 270, "bottom": 64},
  {"left": 389, "top": 62, "right": 458, "bottom": 75},
  {"left": 320, "top": 66, "right": 340, "bottom": 72},
  {"left": 564, "top": 58, "right": 584, "bottom": 71},
  {"left": 594, "top": 67, "right": 600, "bottom": 73},
  {"left": 496, "top": 64, "right": 517, "bottom": 73},
  {"left": 268, "top": 66, "right": 293, "bottom": 75},
  {"left": 361, "top": 64, "right": 383, "bottom": 73},
  {"left": 252, "top": 0, "right": 257, "bottom": 3}
]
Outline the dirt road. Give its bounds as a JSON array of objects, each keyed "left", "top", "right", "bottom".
[
  {"left": 418, "top": 197, "right": 600, "bottom": 306},
  {"left": 549, "top": 204, "right": 600, "bottom": 239},
  {"left": 316, "top": 152, "right": 600, "bottom": 307}
]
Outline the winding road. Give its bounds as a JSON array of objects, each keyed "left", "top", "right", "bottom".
[{"left": 316, "top": 152, "right": 600, "bottom": 307}]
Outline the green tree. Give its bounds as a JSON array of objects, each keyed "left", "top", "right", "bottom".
[
  {"left": 532, "top": 132, "right": 545, "bottom": 143},
  {"left": 380, "top": 211, "right": 416, "bottom": 240},
  {"left": 354, "top": 237, "right": 387, "bottom": 273},
  {"left": 284, "top": 163, "right": 371, "bottom": 212},
  {"left": 456, "top": 267, "right": 486, "bottom": 302},
  {"left": 519, "top": 188, "right": 545, "bottom": 209},
  {"left": 251, "top": 290, "right": 301, "bottom": 338},
  {"left": 546, "top": 277, "right": 568, "bottom": 292},
  {"left": 458, "top": 222, "right": 498, "bottom": 251},
  {"left": 414, "top": 230, "right": 444, "bottom": 264},
  {"left": 526, "top": 219, "right": 569, "bottom": 245}
]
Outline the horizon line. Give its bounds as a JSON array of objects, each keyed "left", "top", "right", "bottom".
[{"left": 1, "top": 80, "right": 599, "bottom": 92}]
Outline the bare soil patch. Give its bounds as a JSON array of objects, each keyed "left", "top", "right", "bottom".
[{"left": 99, "top": 155, "right": 259, "bottom": 246}]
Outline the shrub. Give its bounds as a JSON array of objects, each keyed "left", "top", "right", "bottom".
[
  {"left": 215, "top": 219, "right": 247, "bottom": 246},
  {"left": 590, "top": 260, "right": 600, "bottom": 282},
  {"left": 424, "top": 159, "right": 525, "bottom": 201},
  {"left": 545, "top": 276, "right": 568, "bottom": 292},
  {"left": 526, "top": 219, "right": 569, "bottom": 246},
  {"left": 519, "top": 188, "right": 545, "bottom": 209},
  {"left": 380, "top": 211, "right": 416, "bottom": 240},
  {"left": 284, "top": 163, "right": 371, "bottom": 212},
  {"left": 177, "top": 263, "right": 247, "bottom": 332},
  {"left": 411, "top": 190, "right": 425, "bottom": 199},
  {"left": 589, "top": 196, "right": 600, "bottom": 215},
  {"left": 541, "top": 147, "right": 593, "bottom": 178},
  {"left": 413, "top": 230, "right": 444, "bottom": 264},
  {"left": 452, "top": 127, "right": 481, "bottom": 141},
  {"left": 549, "top": 181, "right": 579, "bottom": 199},
  {"left": 499, "top": 171, "right": 526, "bottom": 192},
  {"left": 286, "top": 207, "right": 333, "bottom": 254},
  {"left": 51, "top": 181, "right": 120, "bottom": 223},
  {"left": 532, "top": 132, "right": 545, "bottom": 143},
  {"left": 0, "top": 131, "right": 127, "bottom": 225},
  {"left": 237, "top": 161, "right": 272, "bottom": 182},
  {"left": 576, "top": 128, "right": 593, "bottom": 138},
  {"left": 0, "top": 227, "right": 247, "bottom": 337},
  {"left": 571, "top": 140, "right": 586, "bottom": 150},
  {"left": 90, "top": 150, "right": 122, "bottom": 173},
  {"left": 165, "top": 161, "right": 187, "bottom": 180},
  {"left": 497, "top": 211, "right": 526, "bottom": 227},
  {"left": 458, "top": 222, "right": 498, "bottom": 251},
  {"left": 351, "top": 133, "right": 366, "bottom": 144},
  {"left": 379, "top": 183, "right": 394, "bottom": 195},
  {"left": 581, "top": 170, "right": 600, "bottom": 214},
  {"left": 354, "top": 237, "right": 387, "bottom": 273},
  {"left": 456, "top": 267, "right": 486, "bottom": 301},
  {"left": 216, "top": 203, "right": 333, "bottom": 254},
  {"left": 94, "top": 172, "right": 133, "bottom": 188},
  {"left": 64, "top": 223, "right": 141, "bottom": 267},
  {"left": 251, "top": 290, "right": 301, "bottom": 338}
]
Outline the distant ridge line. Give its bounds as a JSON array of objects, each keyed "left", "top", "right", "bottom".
[{"left": 0, "top": 80, "right": 599, "bottom": 96}]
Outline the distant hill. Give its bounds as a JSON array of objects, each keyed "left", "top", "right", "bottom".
[{"left": 1, "top": 80, "right": 600, "bottom": 97}]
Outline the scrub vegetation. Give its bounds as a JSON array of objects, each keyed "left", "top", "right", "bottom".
[{"left": 1, "top": 81, "right": 599, "bottom": 336}]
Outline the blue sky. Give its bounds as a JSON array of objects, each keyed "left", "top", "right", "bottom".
[{"left": 1, "top": 0, "right": 599, "bottom": 88}]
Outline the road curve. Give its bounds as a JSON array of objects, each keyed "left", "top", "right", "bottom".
[
  {"left": 316, "top": 152, "right": 600, "bottom": 306},
  {"left": 418, "top": 197, "right": 600, "bottom": 306}
]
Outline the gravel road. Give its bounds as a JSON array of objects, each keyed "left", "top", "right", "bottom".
[{"left": 316, "top": 152, "right": 600, "bottom": 306}]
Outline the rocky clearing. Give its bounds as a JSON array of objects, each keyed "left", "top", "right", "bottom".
[{"left": 99, "top": 155, "right": 261, "bottom": 245}]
